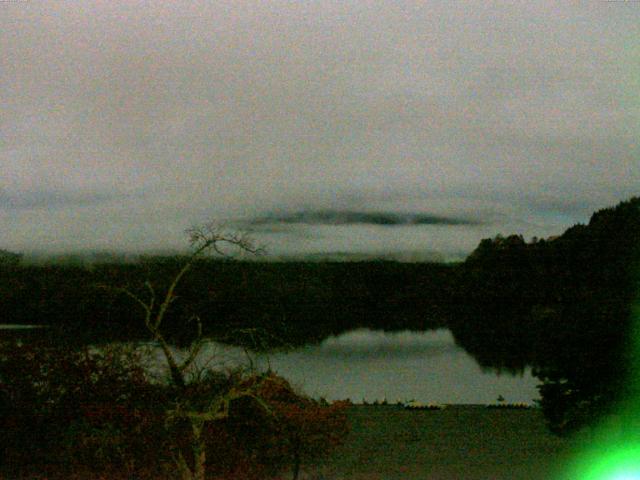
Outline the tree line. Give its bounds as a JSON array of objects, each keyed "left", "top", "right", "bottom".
[{"left": 0, "top": 257, "right": 453, "bottom": 347}]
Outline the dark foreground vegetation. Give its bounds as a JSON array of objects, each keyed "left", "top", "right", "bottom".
[
  {"left": 0, "top": 197, "right": 638, "bottom": 476},
  {"left": 0, "top": 340, "right": 349, "bottom": 479}
]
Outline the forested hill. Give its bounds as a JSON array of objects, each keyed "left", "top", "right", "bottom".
[
  {"left": 450, "top": 196, "right": 640, "bottom": 370},
  {"left": 449, "top": 196, "right": 640, "bottom": 433}
]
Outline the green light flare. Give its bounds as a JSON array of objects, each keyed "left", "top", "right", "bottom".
[
  {"left": 559, "top": 269, "right": 640, "bottom": 480},
  {"left": 563, "top": 444, "right": 640, "bottom": 480}
]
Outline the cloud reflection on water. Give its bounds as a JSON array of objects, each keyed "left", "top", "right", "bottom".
[
  {"left": 188, "top": 328, "right": 540, "bottom": 404},
  {"left": 315, "top": 328, "right": 459, "bottom": 359}
]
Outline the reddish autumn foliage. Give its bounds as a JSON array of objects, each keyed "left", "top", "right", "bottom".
[
  {"left": 256, "top": 374, "right": 350, "bottom": 470},
  {"left": 202, "top": 373, "right": 349, "bottom": 479},
  {"left": 0, "top": 342, "right": 349, "bottom": 479},
  {"left": 0, "top": 339, "right": 172, "bottom": 477}
]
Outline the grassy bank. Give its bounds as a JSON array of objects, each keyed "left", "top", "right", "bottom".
[{"left": 303, "top": 405, "right": 580, "bottom": 480}]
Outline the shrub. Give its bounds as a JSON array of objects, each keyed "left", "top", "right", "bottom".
[
  {"left": 200, "top": 372, "right": 349, "bottom": 479},
  {"left": 0, "top": 339, "right": 170, "bottom": 477},
  {"left": 0, "top": 342, "right": 349, "bottom": 479}
]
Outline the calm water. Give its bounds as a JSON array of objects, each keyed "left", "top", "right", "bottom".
[
  {"left": 1, "top": 325, "right": 540, "bottom": 404},
  {"left": 184, "top": 328, "right": 540, "bottom": 405}
]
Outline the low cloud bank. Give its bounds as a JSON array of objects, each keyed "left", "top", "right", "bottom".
[{"left": 247, "top": 210, "right": 479, "bottom": 227}]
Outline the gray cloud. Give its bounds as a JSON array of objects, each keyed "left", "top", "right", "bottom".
[{"left": 1, "top": 2, "right": 638, "bottom": 254}]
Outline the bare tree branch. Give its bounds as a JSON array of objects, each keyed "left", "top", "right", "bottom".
[
  {"left": 180, "top": 315, "right": 204, "bottom": 373},
  {"left": 114, "top": 224, "right": 263, "bottom": 480}
]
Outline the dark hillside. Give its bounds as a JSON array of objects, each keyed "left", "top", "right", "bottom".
[{"left": 450, "top": 197, "right": 640, "bottom": 432}]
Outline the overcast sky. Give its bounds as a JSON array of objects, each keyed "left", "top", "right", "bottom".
[{"left": 2, "top": 1, "right": 639, "bottom": 257}]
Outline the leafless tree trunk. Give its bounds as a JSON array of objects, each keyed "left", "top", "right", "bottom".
[{"left": 120, "top": 224, "right": 265, "bottom": 480}]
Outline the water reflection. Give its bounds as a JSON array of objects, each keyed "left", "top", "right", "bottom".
[
  {"left": 1, "top": 324, "right": 540, "bottom": 404},
  {"left": 191, "top": 328, "right": 540, "bottom": 405}
]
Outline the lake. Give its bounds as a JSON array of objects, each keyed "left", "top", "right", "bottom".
[
  {"left": 1, "top": 325, "right": 540, "bottom": 404},
  {"left": 175, "top": 328, "right": 540, "bottom": 405}
]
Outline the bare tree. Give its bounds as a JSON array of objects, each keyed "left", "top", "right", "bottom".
[{"left": 119, "top": 224, "right": 269, "bottom": 480}]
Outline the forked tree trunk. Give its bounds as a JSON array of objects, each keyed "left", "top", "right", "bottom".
[
  {"left": 176, "top": 430, "right": 207, "bottom": 480},
  {"left": 191, "top": 421, "right": 206, "bottom": 480}
]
